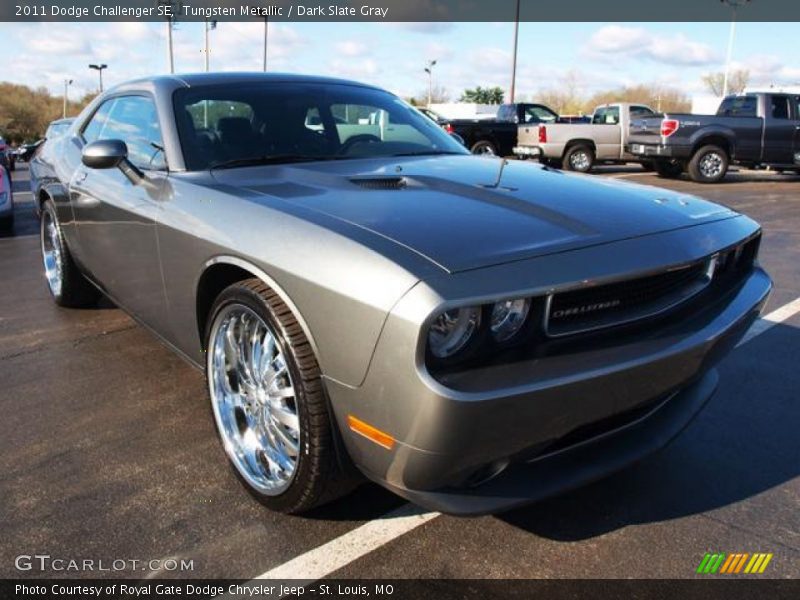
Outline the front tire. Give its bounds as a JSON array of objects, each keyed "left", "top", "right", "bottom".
[
  {"left": 205, "top": 279, "right": 349, "bottom": 513},
  {"left": 563, "top": 144, "right": 595, "bottom": 173},
  {"left": 688, "top": 145, "right": 728, "bottom": 183},
  {"left": 40, "top": 200, "right": 99, "bottom": 307}
]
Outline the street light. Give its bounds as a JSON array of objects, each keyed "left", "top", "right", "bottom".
[
  {"left": 424, "top": 59, "right": 437, "bottom": 107},
  {"left": 89, "top": 63, "right": 107, "bottom": 92},
  {"left": 510, "top": 0, "right": 521, "bottom": 103},
  {"left": 157, "top": 0, "right": 183, "bottom": 74},
  {"left": 203, "top": 19, "right": 217, "bottom": 72},
  {"left": 720, "top": 0, "right": 751, "bottom": 97},
  {"left": 63, "top": 79, "right": 73, "bottom": 118}
]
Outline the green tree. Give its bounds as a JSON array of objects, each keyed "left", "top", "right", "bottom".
[{"left": 460, "top": 86, "right": 504, "bottom": 104}]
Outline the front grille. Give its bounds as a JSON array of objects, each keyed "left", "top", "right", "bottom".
[{"left": 545, "top": 260, "right": 712, "bottom": 337}]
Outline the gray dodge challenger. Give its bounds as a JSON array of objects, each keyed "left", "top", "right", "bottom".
[{"left": 31, "top": 73, "right": 772, "bottom": 515}]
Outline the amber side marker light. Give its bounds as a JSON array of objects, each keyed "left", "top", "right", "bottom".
[{"left": 348, "top": 415, "right": 395, "bottom": 450}]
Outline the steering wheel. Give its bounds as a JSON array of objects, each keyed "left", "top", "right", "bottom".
[{"left": 337, "top": 134, "right": 381, "bottom": 156}]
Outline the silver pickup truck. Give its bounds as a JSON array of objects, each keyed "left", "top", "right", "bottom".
[{"left": 513, "top": 103, "right": 657, "bottom": 172}]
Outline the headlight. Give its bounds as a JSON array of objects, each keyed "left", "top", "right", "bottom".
[
  {"left": 490, "top": 298, "right": 530, "bottom": 342},
  {"left": 428, "top": 306, "right": 481, "bottom": 358}
]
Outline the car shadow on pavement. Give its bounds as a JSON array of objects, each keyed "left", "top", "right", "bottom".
[{"left": 498, "top": 322, "right": 800, "bottom": 541}]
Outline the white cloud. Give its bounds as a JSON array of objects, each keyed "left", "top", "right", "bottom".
[
  {"left": 335, "top": 41, "right": 367, "bottom": 57},
  {"left": 586, "top": 25, "right": 718, "bottom": 66}
]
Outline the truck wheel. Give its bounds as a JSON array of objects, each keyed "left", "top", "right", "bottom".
[
  {"left": 40, "top": 200, "right": 99, "bottom": 307},
  {"left": 688, "top": 145, "right": 728, "bottom": 183},
  {"left": 470, "top": 140, "right": 497, "bottom": 156},
  {"left": 640, "top": 161, "right": 655, "bottom": 172},
  {"left": 563, "top": 144, "right": 594, "bottom": 173},
  {"left": 654, "top": 160, "right": 683, "bottom": 179},
  {"left": 206, "top": 279, "right": 355, "bottom": 514}
]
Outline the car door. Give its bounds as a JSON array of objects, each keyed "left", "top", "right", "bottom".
[
  {"left": 762, "top": 94, "right": 796, "bottom": 164},
  {"left": 70, "top": 94, "right": 170, "bottom": 331}
]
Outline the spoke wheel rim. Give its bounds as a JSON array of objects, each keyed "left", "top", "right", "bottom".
[
  {"left": 208, "top": 304, "right": 300, "bottom": 495},
  {"left": 41, "top": 210, "right": 63, "bottom": 297},
  {"left": 475, "top": 144, "right": 495, "bottom": 155},
  {"left": 570, "top": 151, "right": 590, "bottom": 170},
  {"left": 699, "top": 153, "right": 723, "bottom": 178}
]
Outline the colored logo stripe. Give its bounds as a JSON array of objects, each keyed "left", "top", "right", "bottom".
[{"left": 701, "top": 552, "right": 773, "bottom": 574}]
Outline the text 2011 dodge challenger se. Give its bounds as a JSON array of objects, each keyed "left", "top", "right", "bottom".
[{"left": 31, "top": 73, "right": 772, "bottom": 514}]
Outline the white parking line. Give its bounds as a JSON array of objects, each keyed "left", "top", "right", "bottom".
[{"left": 238, "top": 293, "right": 800, "bottom": 586}]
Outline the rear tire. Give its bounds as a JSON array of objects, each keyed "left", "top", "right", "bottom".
[
  {"left": 640, "top": 161, "right": 655, "bottom": 172},
  {"left": 40, "top": 200, "right": 99, "bottom": 307},
  {"left": 688, "top": 145, "right": 728, "bottom": 183},
  {"left": 470, "top": 140, "right": 497, "bottom": 156},
  {"left": 563, "top": 144, "right": 595, "bottom": 173},
  {"left": 654, "top": 159, "right": 684, "bottom": 179},
  {"left": 205, "top": 278, "right": 354, "bottom": 514}
]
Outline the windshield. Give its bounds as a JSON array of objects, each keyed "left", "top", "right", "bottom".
[{"left": 173, "top": 82, "right": 468, "bottom": 170}]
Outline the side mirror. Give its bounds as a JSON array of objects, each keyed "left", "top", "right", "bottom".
[
  {"left": 449, "top": 132, "right": 466, "bottom": 147},
  {"left": 82, "top": 139, "right": 128, "bottom": 169}
]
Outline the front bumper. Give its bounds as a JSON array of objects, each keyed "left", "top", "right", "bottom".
[{"left": 324, "top": 220, "right": 772, "bottom": 515}]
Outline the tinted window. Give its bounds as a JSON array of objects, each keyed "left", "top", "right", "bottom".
[
  {"left": 173, "top": 82, "right": 467, "bottom": 170},
  {"left": 95, "top": 96, "right": 165, "bottom": 170},
  {"left": 630, "top": 105, "right": 655, "bottom": 119},
  {"left": 770, "top": 96, "right": 790, "bottom": 120},
  {"left": 717, "top": 96, "right": 757, "bottom": 117}
]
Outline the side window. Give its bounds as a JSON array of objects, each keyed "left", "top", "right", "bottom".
[
  {"left": 101, "top": 95, "right": 165, "bottom": 170},
  {"left": 717, "top": 96, "right": 757, "bottom": 117},
  {"left": 593, "top": 106, "right": 619, "bottom": 124},
  {"left": 771, "top": 96, "right": 790, "bottom": 120},
  {"left": 630, "top": 106, "right": 655, "bottom": 119},
  {"left": 81, "top": 100, "right": 115, "bottom": 144},
  {"left": 524, "top": 106, "right": 556, "bottom": 123}
]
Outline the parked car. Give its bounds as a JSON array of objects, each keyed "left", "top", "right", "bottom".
[
  {"left": 0, "top": 137, "right": 15, "bottom": 172},
  {"left": 33, "top": 73, "right": 771, "bottom": 515},
  {"left": 418, "top": 107, "right": 449, "bottom": 126},
  {"left": 29, "top": 118, "right": 76, "bottom": 200},
  {"left": 513, "top": 103, "right": 658, "bottom": 172},
  {"left": 628, "top": 92, "right": 800, "bottom": 182},
  {"left": 447, "top": 102, "right": 561, "bottom": 156},
  {"left": 44, "top": 117, "right": 75, "bottom": 140},
  {"left": 0, "top": 165, "right": 13, "bottom": 232}
]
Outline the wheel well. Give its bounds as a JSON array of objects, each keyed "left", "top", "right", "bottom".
[
  {"left": 693, "top": 136, "right": 731, "bottom": 158},
  {"left": 563, "top": 139, "right": 596, "bottom": 157},
  {"left": 196, "top": 263, "right": 255, "bottom": 348},
  {"left": 38, "top": 190, "right": 50, "bottom": 210}
]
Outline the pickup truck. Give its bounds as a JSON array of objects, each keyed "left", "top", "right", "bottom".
[
  {"left": 513, "top": 103, "right": 658, "bottom": 172},
  {"left": 627, "top": 92, "right": 800, "bottom": 183},
  {"left": 446, "top": 102, "right": 565, "bottom": 156}
]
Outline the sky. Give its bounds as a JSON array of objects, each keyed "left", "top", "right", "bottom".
[{"left": 3, "top": 21, "right": 799, "bottom": 102}]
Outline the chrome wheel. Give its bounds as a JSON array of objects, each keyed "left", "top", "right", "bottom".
[
  {"left": 208, "top": 304, "right": 300, "bottom": 495},
  {"left": 569, "top": 150, "right": 591, "bottom": 171},
  {"left": 698, "top": 152, "right": 724, "bottom": 179},
  {"left": 472, "top": 142, "right": 496, "bottom": 156},
  {"left": 41, "top": 209, "right": 63, "bottom": 297}
]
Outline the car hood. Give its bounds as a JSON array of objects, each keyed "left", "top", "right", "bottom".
[{"left": 211, "top": 155, "right": 737, "bottom": 273}]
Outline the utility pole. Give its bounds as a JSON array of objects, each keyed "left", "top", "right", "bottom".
[
  {"left": 158, "top": 1, "right": 181, "bottom": 74},
  {"left": 510, "top": 0, "right": 521, "bottom": 103},
  {"left": 63, "top": 79, "right": 73, "bottom": 118},
  {"left": 204, "top": 19, "right": 216, "bottom": 72},
  {"left": 424, "top": 59, "right": 437, "bottom": 107},
  {"left": 89, "top": 64, "right": 107, "bottom": 92},
  {"left": 262, "top": 17, "right": 268, "bottom": 71},
  {"left": 721, "top": 0, "right": 751, "bottom": 97}
]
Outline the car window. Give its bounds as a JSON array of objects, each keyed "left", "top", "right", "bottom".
[
  {"left": 770, "top": 96, "right": 790, "bottom": 120},
  {"left": 630, "top": 105, "right": 655, "bottom": 119},
  {"left": 96, "top": 96, "right": 165, "bottom": 170},
  {"left": 82, "top": 101, "right": 115, "bottom": 144},
  {"left": 523, "top": 106, "right": 557, "bottom": 124},
  {"left": 593, "top": 106, "right": 620, "bottom": 124},
  {"left": 717, "top": 96, "right": 757, "bottom": 117},
  {"left": 173, "top": 82, "right": 466, "bottom": 170}
]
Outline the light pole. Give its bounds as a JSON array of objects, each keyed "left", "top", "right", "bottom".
[
  {"left": 721, "top": 0, "right": 751, "bottom": 97},
  {"left": 424, "top": 59, "right": 437, "bottom": 107},
  {"left": 89, "top": 63, "right": 107, "bottom": 92},
  {"left": 63, "top": 79, "right": 73, "bottom": 118},
  {"left": 204, "top": 19, "right": 217, "bottom": 72},
  {"left": 510, "top": 0, "right": 520, "bottom": 103},
  {"left": 158, "top": 1, "right": 182, "bottom": 73},
  {"left": 262, "top": 16, "right": 268, "bottom": 71}
]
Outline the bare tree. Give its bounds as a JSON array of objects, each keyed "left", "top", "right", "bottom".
[
  {"left": 414, "top": 83, "right": 450, "bottom": 105},
  {"left": 702, "top": 69, "right": 749, "bottom": 96},
  {"left": 585, "top": 85, "right": 690, "bottom": 114}
]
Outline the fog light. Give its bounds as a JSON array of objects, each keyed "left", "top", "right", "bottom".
[
  {"left": 490, "top": 298, "right": 530, "bottom": 342},
  {"left": 428, "top": 306, "right": 481, "bottom": 358}
]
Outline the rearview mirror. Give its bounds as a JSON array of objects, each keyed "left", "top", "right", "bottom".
[{"left": 82, "top": 139, "right": 128, "bottom": 169}]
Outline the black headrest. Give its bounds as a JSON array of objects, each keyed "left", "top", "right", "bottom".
[{"left": 217, "top": 117, "right": 253, "bottom": 141}]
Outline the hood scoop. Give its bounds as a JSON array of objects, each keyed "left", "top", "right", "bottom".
[{"left": 350, "top": 177, "right": 407, "bottom": 190}]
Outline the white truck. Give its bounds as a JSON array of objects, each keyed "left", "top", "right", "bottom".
[{"left": 513, "top": 103, "right": 657, "bottom": 172}]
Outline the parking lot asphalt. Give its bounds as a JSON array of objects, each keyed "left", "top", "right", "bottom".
[{"left": 1, "top": 163, "right": 798, "bottom": 580}]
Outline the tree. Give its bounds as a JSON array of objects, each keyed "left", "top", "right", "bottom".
[
  {"left": 536, "top": 71, "right": 585, "bottom": 115},
  {"left": 0, "top": 82, "right": 96, "bottom": 143},
  {"left": 414, "top": 83, "right": 450, "bottom": 106},
  {"left": 460, "top": 86, "right": 504, "bottom": 104},
  {"left": 584, "top": 85, "right": 690, "bottom": 113},
  {"left": 702, "top": 69, "right": 749, "bottom": 96}
]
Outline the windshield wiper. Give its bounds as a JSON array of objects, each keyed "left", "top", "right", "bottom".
[
  {"left": 210, "top": 154, "right": 339, "bottom": 170},
  {"left": 389, "top": 151, "right": 465, "bottom": 157}
]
